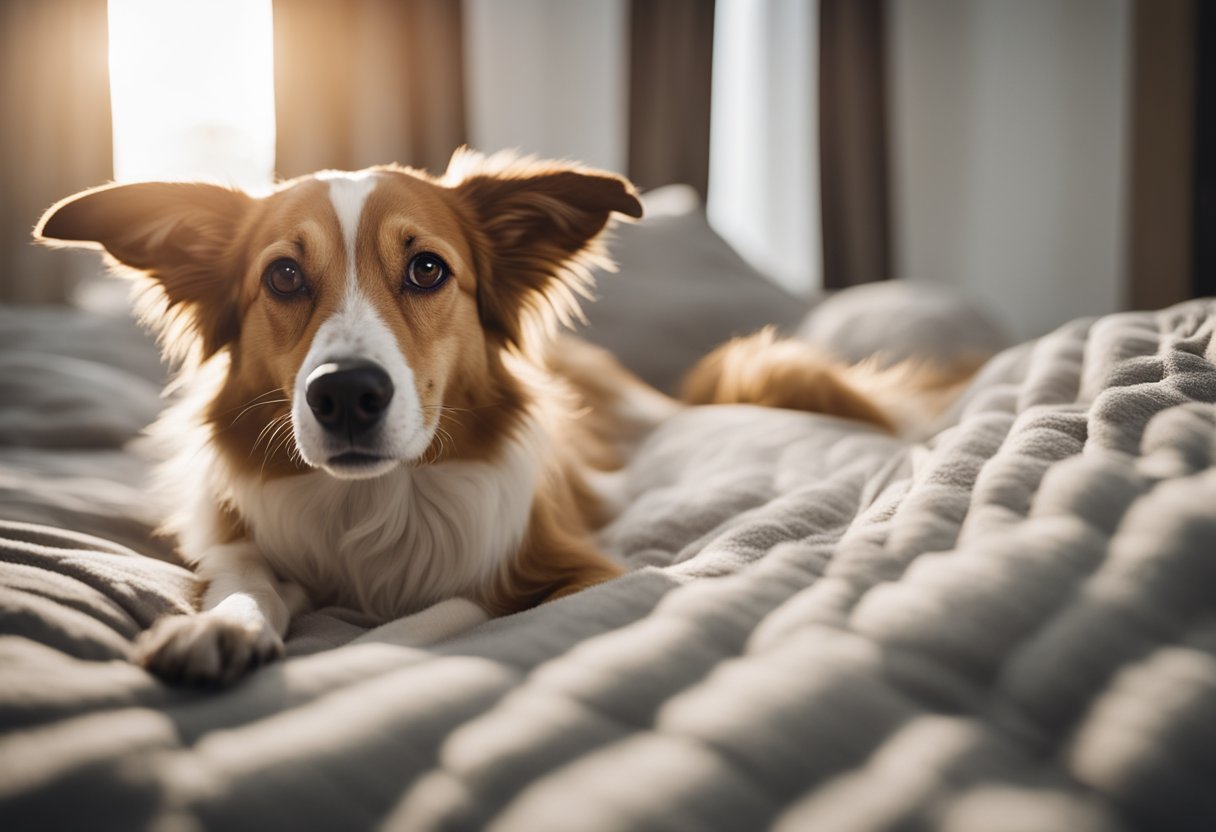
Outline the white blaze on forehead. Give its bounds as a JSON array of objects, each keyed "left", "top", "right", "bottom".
[
  {"left": 314, "top": 173, "right": 400, "bottom": 380},
  {"left": 319, "top": 170, "right": 380, "bottom": 289}
]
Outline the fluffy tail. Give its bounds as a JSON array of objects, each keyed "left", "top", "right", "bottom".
[{"left": 680, "top": 327, "right": 983, "bottom": 437}]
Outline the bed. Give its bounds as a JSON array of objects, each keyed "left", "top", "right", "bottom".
[{"left": 2, "top": 203, "right": 1214, "bottom": 831}]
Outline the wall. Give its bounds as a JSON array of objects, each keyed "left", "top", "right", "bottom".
[
  {"left": 463, "top": 0, "right": 628, "bottom": 174},
  {"left": 889, "top": 0, "right": 1131, "bottom": 341}
]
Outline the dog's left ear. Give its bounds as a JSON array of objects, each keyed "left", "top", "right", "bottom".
[{"left": 443, "top": 148, "right": 643, "bottom": 346}]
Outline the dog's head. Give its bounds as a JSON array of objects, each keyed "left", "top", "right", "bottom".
[{"left": 36, "top": 149, "right": 641, "bottom": 479}]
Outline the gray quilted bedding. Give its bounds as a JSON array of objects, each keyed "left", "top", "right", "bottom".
[{"left": 3, "top": 298, "right": 1216, "bottom": 831}]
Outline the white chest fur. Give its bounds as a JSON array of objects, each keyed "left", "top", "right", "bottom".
[{"left": 224, "top": 429, "right": 542, "bottom": 621}]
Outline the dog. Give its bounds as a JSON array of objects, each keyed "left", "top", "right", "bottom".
[
  {"left": 36, "top": 149, "right": 671, "bottom": 685},
  {"left": 36, "top": 148, "right": 973, "bottom": 687}
]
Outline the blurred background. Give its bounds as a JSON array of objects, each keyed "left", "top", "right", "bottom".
[{"left": 0, "top": 0, "right": 1209, "bottom": 352}]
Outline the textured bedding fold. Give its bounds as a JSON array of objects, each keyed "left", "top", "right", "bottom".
[{"left": 3, "top": 299, "right": 1216, "bottom": 831}]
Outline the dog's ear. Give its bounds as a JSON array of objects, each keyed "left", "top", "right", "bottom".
[
  {"left": 35, "top": 181, "right": 254, "bottom": 363},
  {"left": 443, "top": 148, "right": 643, "bottom": 347}
]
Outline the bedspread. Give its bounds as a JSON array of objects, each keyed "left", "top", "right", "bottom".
[{"left": 3, "top": 299, "right": 1216, "bottom": 831}]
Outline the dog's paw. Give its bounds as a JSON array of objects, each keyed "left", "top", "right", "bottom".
[{"left": 134, "top": 613, "right": 284, "bottom": 687}]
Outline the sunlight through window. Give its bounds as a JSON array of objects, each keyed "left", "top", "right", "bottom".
[{"left": 107, "top": 0, "right": 276, "bottom": 190}]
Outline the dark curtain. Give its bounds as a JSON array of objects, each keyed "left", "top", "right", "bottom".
[
  {"left": 1194, "top": 0, "right": 1214, "bottom": 296},
  {"left": 627, "top": 0, "right": 715, "bottom": 200},
  {"left": 818, "top": 0, "right": 891, "bottom": 289},
  {"left": 0, "top": 0, "right": 112, "bottom": 303},
  {"left": 1127, "top": 0, "right": 1196, "bottom": 310},
  {"left": 273, "top": 0, "right": 467, "bottom": 178}
]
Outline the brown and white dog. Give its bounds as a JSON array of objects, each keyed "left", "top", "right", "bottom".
[
  {"left": 36, "top": 149, "right": 666, "bottom": 685},
  {"left": 36, "top": 148, "right": 969, "bottom": 687}
]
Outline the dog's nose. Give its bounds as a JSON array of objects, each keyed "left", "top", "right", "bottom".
[{"left": 305, "top": 360, "right": 394, "bottom": 436}]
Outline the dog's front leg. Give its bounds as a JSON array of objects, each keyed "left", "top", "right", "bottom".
[{"left": 135, "top": 542, "right": 307, "bottom": 686}]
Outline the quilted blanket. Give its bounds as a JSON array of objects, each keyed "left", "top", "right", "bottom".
[{"left": 3, "top": 298, "right": 1216, "bottom": 831}]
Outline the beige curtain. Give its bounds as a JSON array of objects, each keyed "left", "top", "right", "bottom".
[
  {"left": 273, "top": 0, "right": 467, "bottom": 178},
  {"left": 0, "top": 0, "right": 112, "bottom": 303}
]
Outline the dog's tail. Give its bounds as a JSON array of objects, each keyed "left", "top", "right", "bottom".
[{"left": 680, "top": 327, "right": 984, "bottom": 437}]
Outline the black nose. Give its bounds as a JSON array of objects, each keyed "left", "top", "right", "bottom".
[{"left": 305, "top": 360, "right": 394, "bottom": 436}]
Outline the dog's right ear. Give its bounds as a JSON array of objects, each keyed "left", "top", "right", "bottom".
[{"left": 35, "top": 181, "right": 254, "bottom": 362}]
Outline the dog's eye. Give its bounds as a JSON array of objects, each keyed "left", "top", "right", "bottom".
[
  {"left": 264, "top": 259, "right": 306, "bottom": 297},
  {"left": 405, "top": 253, "right": 449, "bottom": 291}
]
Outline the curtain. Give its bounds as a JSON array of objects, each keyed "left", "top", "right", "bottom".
[
  {"left": 1194, "top": 0, "right": 1214, "bottom": 296},
  {"left": 0, "top": 0, "right": 112, "bottom": 303},
  {"left": 627, "top": 0, "right": 715, "bottom": 199},
  {"left": 273, "top": 0, "right": 467, "bottom": 178},
  {"left": 1127, "top": 0, "right": 1196, "bottom": 310},
  {"left": 818, "top": 0, "right": 891, "bottom": 289}
]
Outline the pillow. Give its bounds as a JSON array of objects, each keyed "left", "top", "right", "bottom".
[
  {"left": 578, "top": 186, "right": 809, "bottom": 393},
  {"left": 798, "top": 281, "right": 1012, "bottom": 367}
]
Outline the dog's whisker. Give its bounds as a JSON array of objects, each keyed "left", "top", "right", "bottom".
[
  {"left": 433, "top": 425, "right": 455, "bottom": 463},
  {"left": 422, "top": 403, "right": 494, "bottom": 415},
  {"left": 256, "top": 419, "right": 294, "bottom": 462},
  {"left": 260, "top": 420, "right": 298, "bottom": 477},
  {"left": 421, "top": 424, "right": 452, "bottom": 466},
  {"left": 422, "top": 404, "right": 468, "bottom": 433},
  {"left": 244, "top": 409, "right": 292, "bottom": 443},
  {"left": 224, "top": 389, "right": 289, "bottom": 421},
  {"left": 253, "top": 413, "right": 291, "bottom": 452},
  {"left": 229, "top": 398, "right": 290, "bottom": 427},
  {"left": 227, "top": 389, "right": 281, "bottom": 411},
  {"left": 267, "top": 421, "right": 294, "bottom": 455}
]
